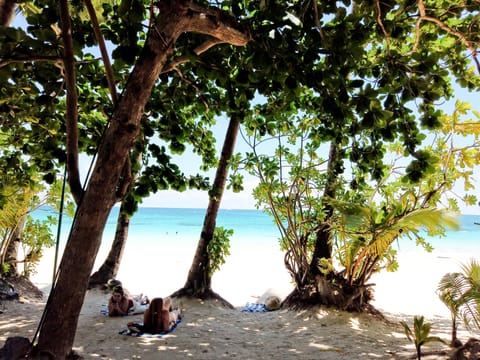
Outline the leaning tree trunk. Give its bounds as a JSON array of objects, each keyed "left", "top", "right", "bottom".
[
  {"left": 172, "top": 114, "right": 240, "bottom": 307},
  {"left": 88, "top": 201, "right": 131, "bottom": 288},
  {"left": 89, "top": 152, "right": 141, "bottom": 289},
  {"left": 33, "top": 4, "right": 249, "bottom": 358}
]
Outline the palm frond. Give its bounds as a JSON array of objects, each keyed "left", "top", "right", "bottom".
[
  {"left": 438, "top": 272, "right": 469, "bottom": 307},
  {"left": 438, "top": 259, "right": 480, "bottom": 333}
]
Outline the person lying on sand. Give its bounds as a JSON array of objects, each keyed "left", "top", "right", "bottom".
[
  {"left": 129, "top": 297, "right": 182, "bottom": 334},
  {"left": 108, "top": 285, "right": 134, "bottom": 316}
]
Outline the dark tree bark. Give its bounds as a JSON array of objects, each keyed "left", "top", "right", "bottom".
[
  {"left": 172, "top": 113, "right": 241, "bottom": 307},
  {"left": 88, "top": 202, "right": 130, "bottom": 288},
  {"left": 0, "top": 0, "right": 16, "bottom": 27},
  {"left": 89, "top": 152, "right": 140, "bottom": 289},
  {"left": 58, "top": 0, "right": 83, "bottom": 204},
  {"left": 308, "top": 142, "right": 338, "bottom": 278},
  {"left": 32, "top": 3, "right": 249, "bottom": 358}
]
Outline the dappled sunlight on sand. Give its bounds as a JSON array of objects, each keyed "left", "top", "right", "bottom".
[
  {"left": 0, "top": 250, "right": 470, "bottom": 360},
  {"left": 0, "top": 292, "right": 440, "bottom": 359}
]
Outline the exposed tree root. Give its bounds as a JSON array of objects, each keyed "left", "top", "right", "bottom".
[
  {"left": 4, "top": 275, "right": 43, "bottom": 300},
  {"left": 449, "top": 337, "right": 480, "bottom": 360},
  {"left": 281, "top": 280, "right": 381, "bottom": 317},
  {"left": 170, "top": 287, "right": 234, "bottom": 309}
]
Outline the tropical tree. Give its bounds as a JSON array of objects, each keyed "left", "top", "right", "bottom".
[
  {"left": 438, "top": 259, "right": 480, "bottom": 347},
  {"left": 227, "top": 0, "right": 480, "bottom": 310},
  {"left": 174, "top": 112, "right": 240, "bottom": 304},
  {"left": 1, "top": 0, "right": 249, "bottom": 357},
  {"left": 0, "top": 178, "right": 73, "bottom": 278},
  {"left": 1, "top": 0, "right": 480, "bottom": 358},
  {"left": 241, "top": 118, "right": 462, "bottom": 310},
  {"left": 238, "top": 99, "right": 480, "bottom": 310}
]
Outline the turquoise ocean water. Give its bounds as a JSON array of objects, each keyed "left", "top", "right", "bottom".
[{"left": 32, "top": 207, "right": 480, "bottom": 254}]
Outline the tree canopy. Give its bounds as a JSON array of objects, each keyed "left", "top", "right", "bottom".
[{"left": 1, "top": 0, "right": 480, "bottom": 357}]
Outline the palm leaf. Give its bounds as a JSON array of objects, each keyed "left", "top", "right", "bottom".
[
  {"left": 438, "top": 259, "right": 480, "bottom": 333},
  {"left": 458, "top": 259, "right": 480, "bottom": 331}
]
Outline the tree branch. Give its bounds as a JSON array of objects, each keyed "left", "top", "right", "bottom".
[
  {"left": 83, "top": 0, "right": 136, "bottom": 206},
  {"left": 375, "top": 0, "right": 390, "bottom": 55},
  {"left": 0, "top": 56, "right": 61, "bottom": 69},
  {"left": 182, "top": 4, "right": 251, "bottom": 46},
  {"left": 414, "top": 0, "right": 479, "bottom": 73},
  {"left": 312, "top": 0, "right": 326, "bottom": 46},
  {"left": 83, "top": 0, "right": 118, "bottom": 106},
  {"left": 161, "top": 37, "right": 224, "bottom": 74},
  {"left": 59, "top": 0, "right": 83, "bottom": 204}
]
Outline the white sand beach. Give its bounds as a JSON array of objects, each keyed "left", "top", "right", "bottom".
[{"left": 0, "top": 244, "right": 476, "bottom": 359}]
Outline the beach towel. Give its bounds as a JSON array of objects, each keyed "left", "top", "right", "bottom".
[
  {"left": 118, "top": 319, "right": 182, "bottom": 338},
  {"left": 241, "top": 302, "right": 267, "bottom": 312}
]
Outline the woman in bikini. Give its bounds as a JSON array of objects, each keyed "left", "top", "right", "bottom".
[
  {"left": 142, "top": 297, "right": 182, "bottom": 334},
  {"left": 108, "top": 285, "right": 134, "bottom": 316}
]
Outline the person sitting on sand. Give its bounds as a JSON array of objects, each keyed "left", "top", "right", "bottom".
[
  {"left": 142, "top": 297, "right": 182, "bottom": 334},
  {"left": 108, "top": 285, "right": 134, "bottom": 316}
]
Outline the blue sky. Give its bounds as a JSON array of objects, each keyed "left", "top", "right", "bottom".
[{"left": 134, "top": 86, "right": 480, "bottom": 214}]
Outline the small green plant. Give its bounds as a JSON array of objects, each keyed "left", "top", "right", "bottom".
[
  {"left": 207, "top": 226, "right": 232, "bottom": 276},
  {"left": 401, "top": 315, "right": 445, "bottom": 359}
]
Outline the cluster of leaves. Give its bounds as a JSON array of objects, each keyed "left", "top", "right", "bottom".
[
  {"left": 19, "top": 215, "right": 56, "bottom": 277},
  {"left": 0, "top": 0, "right": 244, "bottom": 218},
  {"left": 0, "top": 178, "right": 72, "bottom": 278},
  {"left": 207, "top": 226, "right": 233, "bottom": 277}
]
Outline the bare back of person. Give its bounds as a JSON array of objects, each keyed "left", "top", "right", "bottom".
[{"left": 143, "top": 297, "right": 182, "bottom": 334}]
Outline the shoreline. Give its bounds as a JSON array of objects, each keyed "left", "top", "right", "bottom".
[{"left": 30, "top": 242, "right": 473, "bottom": 316}]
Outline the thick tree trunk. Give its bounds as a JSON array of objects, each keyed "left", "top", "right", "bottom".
[
  {"left": 35, "top": 16, "right": 180, "bottom": 360},
  {"left": 33, "top": 3, "right": 248, "bottom": 357},
  {"left": 308, "top": 223, "right": 332, "bottom": 278},
  {"left": 174, "top": 115, "right": 240, "bottom": 306},
  {"left": 0, "top": 0, "right": 16, "bottom": 27},
  {"left": 88, "top": 202, "right": 130, "bottom": 288}
]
